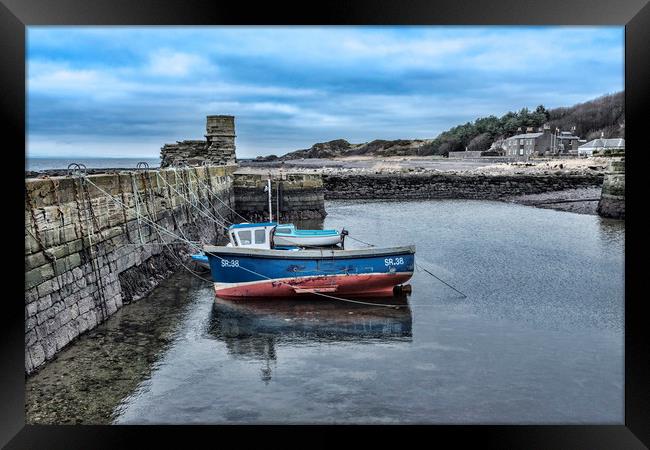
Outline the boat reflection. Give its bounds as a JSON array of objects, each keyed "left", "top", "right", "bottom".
[{"left": 206, "top": 296, "right": 412, "bottom": 383}]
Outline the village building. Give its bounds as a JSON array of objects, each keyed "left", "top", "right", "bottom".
[
  {"left": 503, "top": 126, "right": 552, "bottom": 157},
  {"left": 555, "top": 130, "right": 581, "bottom": 154},
  {"left": 578, "top": 137, "right": 625, "bottom": 156},
  {"left": 502, "top": 125, "right": 581, "bottom": 158}
]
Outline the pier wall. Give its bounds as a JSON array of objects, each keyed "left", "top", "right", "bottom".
[
  {"left": 322, "top": 173, "right": 603, "bottom": 200},
  {"left": 233, "top": 173, "right": 326, "bottom": 221},
  {"left": 24, "top": 165, "right": 237, "bottom": 374},
  {"left": 597, "top": 158, "right": 625, "bottom": 219}
]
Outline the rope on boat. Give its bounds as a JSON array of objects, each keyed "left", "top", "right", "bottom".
[{"left": 345, "top": 235, "right": 376, "bottom": 247}]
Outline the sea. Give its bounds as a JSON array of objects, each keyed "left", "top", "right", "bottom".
[{"left": 26, "top": 157, "right": 161, "bottom": 171}]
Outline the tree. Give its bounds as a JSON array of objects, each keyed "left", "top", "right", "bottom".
[{"left": 467, "top": 133, "right": 493, "bottom": 152}]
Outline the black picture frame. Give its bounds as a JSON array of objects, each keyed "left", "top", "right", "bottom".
[{"left": 3, "top": 0, "right": 648, "bottom": 447}]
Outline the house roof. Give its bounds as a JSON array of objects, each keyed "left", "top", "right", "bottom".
[
  {"left": 505, "top": 132, "right": 544, "bottom": 141},
  {"left": 578, "top": 138, "right": 625, "bottom": 150}
]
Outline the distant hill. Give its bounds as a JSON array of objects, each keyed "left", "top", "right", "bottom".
[
  {"left": 546, "top": 91, "right": 624, "bottom": 141},
  {"left": 258, "top": 91, "right": 624, "bottom": 160}
]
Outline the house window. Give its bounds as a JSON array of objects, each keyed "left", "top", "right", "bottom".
[
  {"left": 254, "top": 229, "right": 266, "bottom": 244},
  {"left": 238, "top": 230, "right": 252, "bottom": 245}
]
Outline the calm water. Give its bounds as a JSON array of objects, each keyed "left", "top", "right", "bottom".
[
  {"left": 26, "top": 157, "right": 160, "bottom": 171},
  {"left": 26, "top": 200, "right": 624, "bottom": 424}
]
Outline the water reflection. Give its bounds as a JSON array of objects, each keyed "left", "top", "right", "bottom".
[{"left": 207, "top": 296, "right": 412, "bottom": 382}]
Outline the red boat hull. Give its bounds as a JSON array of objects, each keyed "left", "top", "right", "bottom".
[{"left": 214, "top": 272, "right": 413, "bottom": 299}]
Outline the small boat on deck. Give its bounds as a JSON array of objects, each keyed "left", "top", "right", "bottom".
[
  {"left": 203, "top": 222, "right": 415, "bottom": 299},
  {"left": 273, "top": 223, "right": 346, "bottom": 248},
  {"left": 190, "top": 252, "right": 210, "bottom": 270}
]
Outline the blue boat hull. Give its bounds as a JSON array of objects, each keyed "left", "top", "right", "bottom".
[{"left": 203, "top": 246, "right": 415, "bottom": 299}]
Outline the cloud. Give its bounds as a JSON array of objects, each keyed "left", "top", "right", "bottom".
[
  {"left": 146, "top": 49, "right": 208, "bottom": 77},
  {"left": 26, "top": 26, "right": 624, "bottom": 158}
]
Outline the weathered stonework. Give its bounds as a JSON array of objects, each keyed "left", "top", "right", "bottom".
[
  {"left": 597, "top": 158, "right": 625, "bottom": 220},
  {"left": 24, "top": 165, "right": 237, "bottom": 374},
  {"left": 233, "top": 173, "right": 326, "bottom": 222},
  {"left": 322, "top": 173, "right": 604, "bottom": 200},
  {"left": 160, "top": 115, "right": 237, "bottom": 168}
]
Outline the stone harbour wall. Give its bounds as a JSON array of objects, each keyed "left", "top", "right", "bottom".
[
  {"left": 233, "top": 173, "right": 326, "bottom": 222},
  {"left": 24, "top": 165, "right": 237, "bottom": 374},
  {"left": 322, "top": 173, "right": 604, "bottom": 200},
  {"left": 597, "top": 158, "right": 625, "bottom": 219}
]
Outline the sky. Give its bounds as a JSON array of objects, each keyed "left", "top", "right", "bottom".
[{"left": 27, "top": 26, "right": 624, "bottom": 159}]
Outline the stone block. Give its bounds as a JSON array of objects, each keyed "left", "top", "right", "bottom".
[
  {"left": 26, "top": 301, "right": 38, "bottom": 318},
  {"left": 25, "top": 349, "right": 34, "bottom": 374},
  {"left": 36, "top": 294, "right": 52, "bottom": 313},
  {"left": 44, "top": 316, "right": 59, "bottom": 336},
  {"left": 25, "top": 329, "right": 38, "bottom": 347},
  {"left": 42, "top": 336, "right": 57, "bottom": 359},
  {"left": 28, "top": 343, "right": 45, "bottom": 368},
  {"left": 70, "top": 302, "right": 80, "bottom": 320},
  {"left": 25, "top": 316, "right": 37, "bottom": 333},
  {"left": 25, "top": 263, "right": 54, "bottom": 290},
  {"left": 25, "top": 251, "right": 48, "bottom": 272},
  {"left": 78, "top": 296, "right": 94, "bottom": 315},
  {"left": 25, "top": 287, "right": 39, "bottom": 305}
]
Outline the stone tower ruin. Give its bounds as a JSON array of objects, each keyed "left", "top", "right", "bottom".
[{"left": 160, "top": 115, "right": 237, "bottom": 167}]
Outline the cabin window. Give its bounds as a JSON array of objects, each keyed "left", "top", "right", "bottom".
[
  {"left": 238, "top": 230, "right": 252, "bottom": 245},
  {"left": 254, "top": 229, "right": 266, "bottom": 244},
  {"left": 276, "top": 227, "right": 291, "bottom": 234},
  {"left": 230, "top": 232, "right": 237, "bottom": 245}
]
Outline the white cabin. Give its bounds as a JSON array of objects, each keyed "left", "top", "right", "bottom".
[{"left": 227, "top": 222, "right": 276, "bottom": 249}]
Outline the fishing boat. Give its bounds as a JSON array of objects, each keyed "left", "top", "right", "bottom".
[
  {"left": 203, "top": 222, "right": 415, "bottom": 299},
  {"left": 273, "top": 223, "right": 346, "bottom": 247}
]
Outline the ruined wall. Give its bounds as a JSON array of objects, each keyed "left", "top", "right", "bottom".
[
  {"left": 597, "top": 158, "right": 625, "bottom": 219},
  {"left": 24, "top": 165, "right": 237, "bottom": 374},
  {"left": 159, "top": 140, "right": 210, "bottom": 168},
  {"left": 323, "top": 173, "right": 604, "bottom": 200},
  {"left": 160, "top": 115, "right": 237, "bottom": 168},
  {"left": 233, "top": 173, "right": 326, "bottom": 222}
]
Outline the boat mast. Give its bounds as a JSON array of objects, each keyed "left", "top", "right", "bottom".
[{"left": 267, "top": 176, "right": 273, "bottom": 222}]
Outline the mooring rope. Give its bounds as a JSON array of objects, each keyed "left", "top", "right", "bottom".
[
  {"left": 337, "top": 233, "right": 467, "bottom": 298},
  {"left": 415, "top": 263, "right": 467, "bottom": 298},
  {"left": 182, "top": 167, "right": 233, "bottom": 225},
  {"left": 78, "top": 175, "right": 416, "bottom": 309},
  {"left": 156, "top": 170, "right": 230, "bottom": 232},
  {"left": 187, "top": 166, "right": 250, "bottom": 223}
]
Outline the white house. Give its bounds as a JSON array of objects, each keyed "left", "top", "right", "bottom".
[{"left": 578, "top": 138, "right": 625, "bottom": 157}]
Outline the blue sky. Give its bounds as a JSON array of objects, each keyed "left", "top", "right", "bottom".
[{"left": 27, "top": 26, "right": 624, "bottom": 159}]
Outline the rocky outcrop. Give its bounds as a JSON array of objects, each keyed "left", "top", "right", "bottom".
[{"left": 279, "top": 138, "right": 434, "bottom": 160}]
